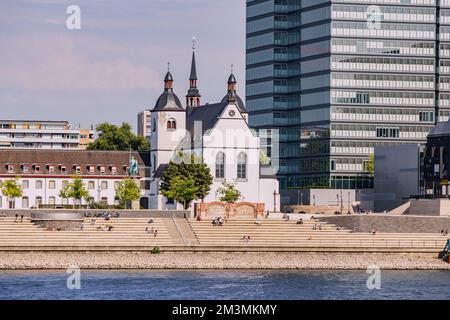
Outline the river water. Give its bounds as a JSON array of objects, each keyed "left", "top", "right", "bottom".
[{"left": 0, "top": 270, "right": 448, "bottom": 300}]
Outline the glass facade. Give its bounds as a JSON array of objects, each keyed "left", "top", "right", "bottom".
[{"left": 246, "top": 0, "right": 450, "bottom": 190}]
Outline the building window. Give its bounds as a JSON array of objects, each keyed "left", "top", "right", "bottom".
[
  {"left": 101, "top": 197, "right": 108, "bottom": 205},
  {"left": 101, "top": 181, "right": 108, "bottom": 190},
  {"left": 22, "top": 165, "right": 29, "bottom": 173},
  {"left": 100, "top": 166, "right": 106, "bottom": 174},
  {"left": 61, "top": 166, "right": 67, "bottom": 174},
  {"left": 22, "top": 197, "right": 29, "bottom": 208},
  {"left": 111, "top": 166, "right": 117, "bottom": 174},
  {"left": 36, "top": 180, "right": 43, "bottom": 189},
  {"left": 48, "top": 165, "right": 55, "bottom": 174},
  {"left": 89, "top": 166, "right": 95, "bottom": 174},
  {"left": 237, "top": 152, "right": 247, "bottom": 180},
  {"left": 49, "top": 197, "right": 55, "bottom": 206},
  {"left": 75, "top": 166, "right": 81, "bottom": 174},
  {"left": 49, "top": 180, "right": 56, "bottom": 189},
  {"left": 88, "top": 181, "right": 95, "bottom": 190},
  {"left": 7, "top": 164, "right": 14, "bottom": 173},
  {"left": 331, "top": 159, "right": 336, "bottom": 171},
  {"left": 22, "top": 180, "right": 29, "bottom": 189},
  {"left": 215, "top": 152, "right": 225, "bottom": 179},
  {"left": 35, "top": 196, "right": 42, "bottom": 207},
  {"left": 167, "top": 119, "right": 177, "bottom": 131},
  {"left": 34, "top": 165, "right": 40, "bottom": 173}
]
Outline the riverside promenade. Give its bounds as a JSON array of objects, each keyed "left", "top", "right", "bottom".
[{"left": 0, "top": 212, "right": 449, "bottom": 269}]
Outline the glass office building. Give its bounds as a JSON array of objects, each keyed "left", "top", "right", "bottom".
[{"left": 246, "top": 0, "right": 450, "bottom": 191}]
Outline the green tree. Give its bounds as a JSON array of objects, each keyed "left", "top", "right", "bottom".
[
  {"left": 0, "top": 179, "right": 23, "bottom": 206},
  {"left": 115, "top": 178, "right": 141, "bottom": 209},
  {"left": 162, "top": 176, "right": 198, "bottom": 209},
  {"left": 160, "top": 154, "right": 213, "bottom": 207},
  {"left": 62, "top": 175, "right": 89, "bottom": 208},
  {"left": 87, "top": 122, "right": 150, "bottom": 151},
  {"left": 367, "top": 154, "right": 375, "bottom": 176},
  {"left": 218, "top": 180, "right": 241, "bottom": 203}
]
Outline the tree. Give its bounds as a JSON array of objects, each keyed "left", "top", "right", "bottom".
[
  {"left": 161, "top": 176, "right": 198, "bottom": 209},
  {"left": 160, "top": 154, "right": 213, "bottom": 208},
  {"left": 367, "top": 154, "right": 375, "bottom": 176},
  {"left": 115, "top": 178, "right": 141, "bottom": 209},
  {"left": 87, "top": 122, "right": 150, "bottom": 151},
  {"left": 61, "top": 175, "right": 89, "bottom": 208},
  {"left": 0, "top": 179, "right": 23, "bottom": 207},
  {"left": 218, "top": 180, "right": 241, "bottom": 203}
]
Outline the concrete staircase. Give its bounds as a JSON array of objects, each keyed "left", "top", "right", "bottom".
[
  {"left": 187, "top": 218, "right": 450, "bottom": 251},
  {"left": 0, "top": 217, "right": 173, "bottom": 250}
]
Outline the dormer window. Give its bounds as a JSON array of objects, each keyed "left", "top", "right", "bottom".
[
  {"left": 75, "top": 165, "right": 81, "bottom": 174},
  {"left": 7, "top": 164, "right": 14, "bottom": 174},
  {"left": 167, "top": 119, "right": 176, "bottom": 131},
  {"left": 100, "top": 166, "right": 106, "bottom": 174},
  {"left": 34, "top": 165, "right": 40, "bottom": 173},
  {"left": 48, "top": 165, "right": 55, "bottom": 174},
  {"left": 111, "top": 166, "right": 117, "bottom": 175},
  {"left": 22, "top": 164, "right": 29, "bottom": 173},
  {"left": 60, "top": 166, "right": 67, "bottom": 174},
  {"left": 89, "top": 165, "right": 95, "bottom": 174}
]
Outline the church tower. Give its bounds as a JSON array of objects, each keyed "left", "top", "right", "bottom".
[
  {"left": 150, "top": 66, "right": 186, "bottom": 174},
  {"left": 186, "top": 38, "right": 201, "bottom": 107}
]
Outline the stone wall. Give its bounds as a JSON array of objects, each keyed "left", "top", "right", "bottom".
[
  {"left": 318, "top": 215, "right": 450, "bottom": 234},
  {"left": 409, "top": 199, "right": 450, "bottom": 217},
  {"left": 195, "top": 202, "right": 265, "bottom": 218},
  {"left": 0, "top": 209, "right": 189, "bottom": 218}
]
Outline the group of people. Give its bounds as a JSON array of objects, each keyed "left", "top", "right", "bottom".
[
  {"left": 241, "top": 235, "right": 251, "bottom": 242},
  {"left": 212, "top": 217, "right": 225, "bottom": 226},
  {"left": 14, "top": 214, "right": 24, "bottom": 223},
  {"left": 312, "top": 224, "right": 324, "bottom": 231},
  {"left": 441, "top": 229, "right": 449, "bottom": 236},
  {"left": 371, "top": 229, "right": 379, "bottom": 235},
  {"left": 145, "top": 226, "right": 158, "bottom": 237},
  {"left": 95, "top": 224, "right": 114, "bottom": 232}
]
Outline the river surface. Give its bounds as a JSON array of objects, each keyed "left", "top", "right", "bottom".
[{"left": 0, "top": 270, "right": 449, "bottom": 300}]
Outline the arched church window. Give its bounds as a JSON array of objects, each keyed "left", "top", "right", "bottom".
[
  {"left": 237, "top": 152, "right": 247, "bottom": 179},
  {"left": 167, "top": 119, "right": 177, "bottom": 131},
  {"left": 215, "top": 152, "right": 225, "bottom": 179}
]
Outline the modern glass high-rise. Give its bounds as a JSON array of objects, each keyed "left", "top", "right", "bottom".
[{"left": 246, "top": 0, "right": 450, "bottom": 191}]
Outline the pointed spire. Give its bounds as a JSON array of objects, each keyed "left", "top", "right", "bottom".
[
  {"left": 186, "top": 37, "right": 201, "bottom": 107},
  {"left": 164, "top": 62, "right": 173, "bottom": 91}
]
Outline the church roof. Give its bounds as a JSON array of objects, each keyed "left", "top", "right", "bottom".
[
  {"left": 428, "top": 121, "right": 450, "bottom": 138},
  {"left": 153, "top": 91, "right": 184, "bottom": 112},
  {"left": 186, "top": 102, "right": 228, "bottom": 134},
  {"left": 221, "top": 94, "right": 247, "bottom": 113}
]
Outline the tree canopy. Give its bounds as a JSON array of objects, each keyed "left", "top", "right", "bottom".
[
  {"left": 0, "top": 179, "right": 23, "bottom": 199},
  {"left": 162, "top": 176, "right": 198, "bottom": 209},
  {"left": 218, "top": 180, "right": 241, "bottom": 203},
  {"left": 60, "top": 175, "right": 89, "bottom": 208},
  {"left": 160, "top": 154, "right": 213, "bottom": 208},
  {"left": 115, "top": 178, "right": 141, "bottom": 209},
  {"left": 87, "top": 122, "right": 150, "bottom": 151}
]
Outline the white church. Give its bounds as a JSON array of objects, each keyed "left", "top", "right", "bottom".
[{"left": 149, "top": 49, "right": 279, "bottom": 212}]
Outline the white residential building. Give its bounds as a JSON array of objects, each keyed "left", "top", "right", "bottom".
[
  {"left": 0, "top": 150, "right": 151, "bottom": 209},
  {"left": 0, "top": 120, "right": 94, "bottom": 150}
]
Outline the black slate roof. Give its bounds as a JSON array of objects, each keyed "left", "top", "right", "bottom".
[
  {"left": 186, "top": 102, "right": 228, "bottom": 134},
  {"left": 153, "top": 91, "right": 184, "bottom": 112},
  {"left": 221, "top": 94, "right": 247, "bottom": 113},
  {"left": 428, "top": 121, "right": 450, "bottom": 138}
]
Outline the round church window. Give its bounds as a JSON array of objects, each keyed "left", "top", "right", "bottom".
[{"left": 229, "top": 110, "right": 235, "bottom": 117}]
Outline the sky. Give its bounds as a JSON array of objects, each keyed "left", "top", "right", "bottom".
[{"left": 0, "top": 0, "right": 246, "bottom": 131}]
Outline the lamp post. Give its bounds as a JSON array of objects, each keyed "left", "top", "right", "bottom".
[{"left": 273, "top": 190, "right": 278, "bottom": 213}]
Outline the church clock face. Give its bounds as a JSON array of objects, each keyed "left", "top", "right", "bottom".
[{"left": 228, "top": 110, "right": 235, "bottom": 117}]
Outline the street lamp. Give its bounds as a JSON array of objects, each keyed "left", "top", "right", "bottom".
[{"left": 273, "top": 190, "right": 278, "bottom": 213}]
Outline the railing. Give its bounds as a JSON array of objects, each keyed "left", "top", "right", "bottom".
[
  {"left": 172, "top": 214, "right": 190, "bottom": 246},
  {"left": 194, "top": 238, "right": 448, "bottom": 249}
]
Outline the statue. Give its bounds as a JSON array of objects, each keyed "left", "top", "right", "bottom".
[{"left": 128, "top": 156, "right": 139, "bottom": 176}]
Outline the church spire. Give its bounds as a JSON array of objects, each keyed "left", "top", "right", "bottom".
[{"left": 186, "top": 37, "right": 201, "bottom": 107}]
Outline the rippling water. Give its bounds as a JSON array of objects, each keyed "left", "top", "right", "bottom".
[{"left": 0, "top": 270, "right": 449, "bottom": 300}]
